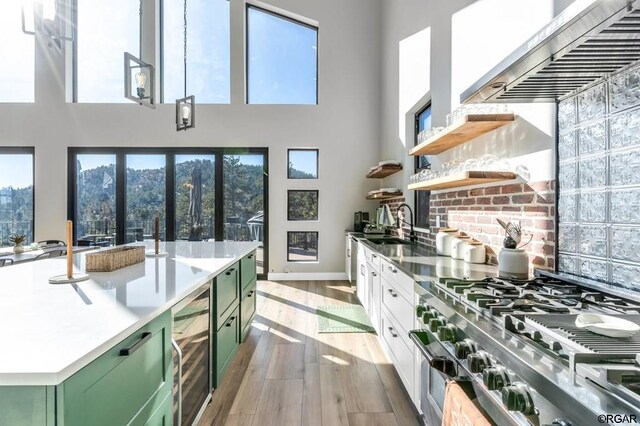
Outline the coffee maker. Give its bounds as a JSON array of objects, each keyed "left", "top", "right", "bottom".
[{"left": 353, "top": 211, "right": 370, "bottom": 232}]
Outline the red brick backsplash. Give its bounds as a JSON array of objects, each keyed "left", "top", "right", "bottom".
[{"left": 381, "top": 180, "right": 556, "bottom": 271}]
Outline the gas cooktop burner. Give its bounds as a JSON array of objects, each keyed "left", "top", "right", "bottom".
[{"left": 438, "top": 276, "right": 640, "bottom": 316}]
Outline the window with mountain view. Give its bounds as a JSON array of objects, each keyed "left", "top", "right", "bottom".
[
  {"left": 69, "top": 148, "right": 268, "bottom": 275},
  {"left": 247, "top": 5, "right": 318, "bottom": 104},
  {"left": 75, "top": 154, "right": 117, "bottom": 246},
  {"left": 175, "top": 155, "right": 215, "bottom": 241},
  {"left": 126, "top": 155, "right": 166, "bottom": 242},
  {"left": 0, "top": 149, "right": 34, "bottom": 247},
  {"left": 288, "top": 149, "right": 318, "bottom": 179}
]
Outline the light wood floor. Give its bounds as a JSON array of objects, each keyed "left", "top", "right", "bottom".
[{"left": 200, "top": 280, "right": 421, "bottom": 426}]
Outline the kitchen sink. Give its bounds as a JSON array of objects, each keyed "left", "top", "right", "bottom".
[{"left": 365, "top": 236, "right": 412, "bottom": 245}]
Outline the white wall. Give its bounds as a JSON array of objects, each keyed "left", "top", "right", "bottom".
[
  {"left": 0, "top": 0, "right": 382, "bottom": 274},
  {"left": 379, "top": 0, "right": 578, "bottom": 203}
]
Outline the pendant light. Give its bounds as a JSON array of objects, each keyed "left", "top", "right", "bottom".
[
  {"left": 124, "top": 0, "right": 155, "bottom": 108},
  {"left": 176, "top": 0, "right": 195, "bottom": 131}
]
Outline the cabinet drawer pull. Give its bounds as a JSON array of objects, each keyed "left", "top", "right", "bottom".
[
  {"left": 225, "top": 316, "right": 237, "bottom": 327},
  {"left": 372, "top": 254, "right": 377, "bottom": 258},
  {"left": 347, "top": 249, "right": 350, "bottom": 257},
  {"left": 388, "top": 327, "right": 398, "bottom": 338},
  {"left": 120, "top": 332, "right": 152, "bottom": 356},
  {"left": 361, "top": 264, "right": 365, "bottom": 275},
  {"left": 225, "top": 268, "right": 236, "bottom": 276},
  {"left": 247, "top": 291, "right": 254, "bottom": 297},
  {"left": 248, "top": 254, "right": 254, "bottom": 259},
  {"left": 387, "top": 288, "right": 398, "bottom": 297},
  {"left": 388, "top": 266, "right": 397, "bottom": 273},
  {"left": 372, "top": 272, "right": 377, "bottom": 277}
]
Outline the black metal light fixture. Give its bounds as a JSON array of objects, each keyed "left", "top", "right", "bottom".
[
  {"left": 124, "top": 0, "right": 155, "bottom": 108},
  {"left": 176, "top": 0, "right": 195, "bottom": 131}
]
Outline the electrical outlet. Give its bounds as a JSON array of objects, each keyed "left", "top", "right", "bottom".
[{"left": 436, "top": 215, "right": 441, "bottom": 228}]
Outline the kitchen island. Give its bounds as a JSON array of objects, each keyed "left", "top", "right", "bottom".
[{"left": 0, "top": 241, "right": 259, "bottom": 425}]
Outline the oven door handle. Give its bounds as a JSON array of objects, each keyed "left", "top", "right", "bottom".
[{"left": 409, "top": 331, "right": 457, "bottom": 378}]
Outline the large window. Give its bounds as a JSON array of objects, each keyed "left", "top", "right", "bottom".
[
  {"left": 76, "top": 0, "right": 139, "bottom": 102},
  {"left": 415, "top": 104, "right": 432, "bottom": 229},
  {"left": 0, "top": 148, "right": 34, "bottom": 246},
  {"left": 162, "top": 0, "right": 230, "bottom": 103},
  {"left": 247, "top": 5, "right": 318, "bottom": 104},
  {"left": 69, "top": 148, "right": 268, "bottom": 276},
  {"left": 0, "top": 2, "right": 34, "bottom": 102}
]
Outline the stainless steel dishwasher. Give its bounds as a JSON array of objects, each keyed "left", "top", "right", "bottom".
[
  {"left": 171, "top": 283, "right": 211, "bottom": 426},
  {"left": 349, "top": 236, "right": 358, "bottom": 285}
]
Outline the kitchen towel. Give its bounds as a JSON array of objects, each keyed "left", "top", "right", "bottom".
[{"left": 442, "top": 381, "right": 492, "bottom": 426}]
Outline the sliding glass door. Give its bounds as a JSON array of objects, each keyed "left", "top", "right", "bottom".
[
  {"left": 223, "top": 154, "right": 266, "bottom": 274},
  {"left": 68, "top": 148, "right": 268, "bottom": 277},
  {"left": 75, "top": 154, "right": 117, "bottom": 246},
  {"left": 126, "top": 155, "right": 167, "bottom": 242},
  {"left": 175, "top": 154, "right": 215, "bottom": 241}
]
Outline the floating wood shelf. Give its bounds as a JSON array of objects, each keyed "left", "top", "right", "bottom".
[
  {"left": 366, "top": 164, "right": 403, "bottom": 179},
  {"left": 409, "top": 113, "right": 516, "bottom": 156},
  {"left": 366, "top": 190, "right": 403, "bottom": 200},
  {"left": 408, "top": 171, "right": 517, "bottom": 191}
]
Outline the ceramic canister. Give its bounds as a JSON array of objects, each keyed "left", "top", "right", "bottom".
[
  {"left": 451, "top": 235, "right": 471, "bottom": 260},
  {"left": 436, "top": 228, "right": 458, "bottom": 256},
  {"left": 463, "top": 241, "right": 486, "bottom": 264},
  {"left": 498, "top": 248, "right": 529, "bottom": 279}
]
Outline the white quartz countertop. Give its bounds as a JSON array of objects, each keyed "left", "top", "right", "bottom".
[{"left": 0, "top": 241, "right": 260, "bottom": 386}]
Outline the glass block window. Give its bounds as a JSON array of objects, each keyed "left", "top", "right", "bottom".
[{"left": 557, "top": 61, "right": 640, "bottom": 290}]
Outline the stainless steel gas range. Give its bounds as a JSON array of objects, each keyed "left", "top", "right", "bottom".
[{"left": 410, "top": 273, "right": 640, "bottom": 426}]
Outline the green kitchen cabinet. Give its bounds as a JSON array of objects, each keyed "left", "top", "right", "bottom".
[
  {"left": 0, "top": 387, "right": 54, "bottom": 425},
  {"left": 57, "top": 311, "right": 172, "bottom": 426},
  {"left": 130, "top": 390, "right": 173, "bottom": 426},
  {"left": 240, "top": 282, "right": 257, "bottom": 342},
  {"left": 213, "top": 306, "right": 240, "bottom": 388},
  {"left": 240, "top": 251, "right": 257, "bottom": 298},
  {"left": 214, "top": 262, "right": 240, "bottom": 330}
]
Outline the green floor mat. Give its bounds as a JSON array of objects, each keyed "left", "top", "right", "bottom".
[{"left": 316, "top": 305, "right": 375, "bottom": 333}]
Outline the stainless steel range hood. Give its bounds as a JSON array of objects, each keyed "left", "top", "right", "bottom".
[{"left": 461, "top": 0, "right": 640, "bottom": 104}]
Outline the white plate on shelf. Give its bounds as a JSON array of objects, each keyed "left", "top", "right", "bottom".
[
  {"left": 380, "top": 188, "right": 401, "bottom": 193},
  {"left": 575, "top": 313, "right": 640, "bottom": 338}
]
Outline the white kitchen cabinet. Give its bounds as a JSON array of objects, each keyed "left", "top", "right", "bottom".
[
  {"left": 378, "top": 261, "right": 418, "bottom": 407},
  {"left": 367, "top": 264, "right": 381, "bottom": 333},
  {"left": 380, "top": 306, "right": 414, "bottom": 398}
]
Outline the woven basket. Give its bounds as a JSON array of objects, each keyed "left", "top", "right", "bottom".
[{"left": 85, "top": 246, "right": 145, "bottom": 272}]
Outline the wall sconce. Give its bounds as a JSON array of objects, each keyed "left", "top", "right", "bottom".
[
  {"left": 124, "top": 52, "right": 155, "bottom": 108},
  {"left": 176, "top": 96, "right": 195, "bottom": 131}
]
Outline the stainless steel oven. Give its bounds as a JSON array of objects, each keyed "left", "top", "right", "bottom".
[
  {"left": 410, "top": 329, "right": 458, "bottom": 425},
  {"left": 171, "top": 283, "right": 211, "bottom": 426}
]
